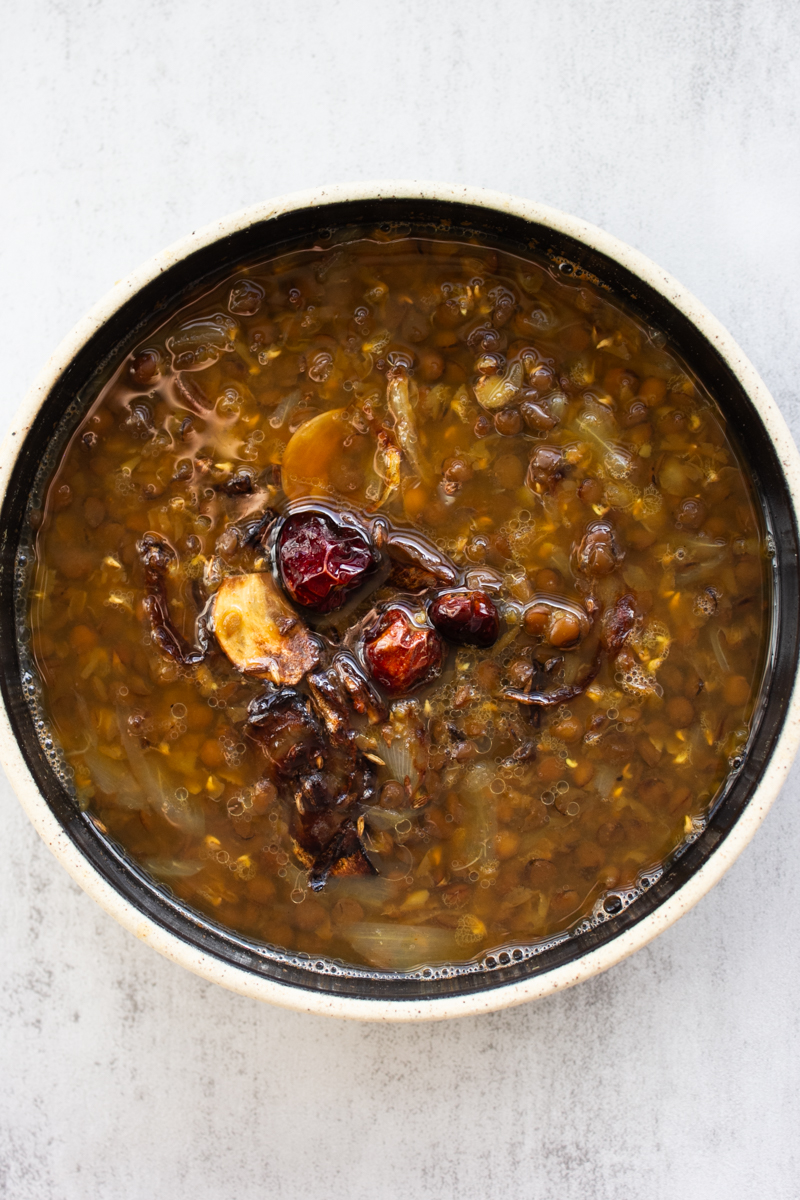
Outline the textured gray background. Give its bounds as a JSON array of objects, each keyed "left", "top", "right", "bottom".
[{"left": 2, "top": 2, "right": 799, "bottom": 1197}]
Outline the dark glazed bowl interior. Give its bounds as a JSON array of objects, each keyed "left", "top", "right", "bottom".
[{"left": 2, "top": 195, "right": 797, "bottom": 1004}]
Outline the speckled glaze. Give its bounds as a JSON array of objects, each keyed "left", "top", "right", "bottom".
[{"left": 2, "top": 181, "right": 799, "bottom": 1022}]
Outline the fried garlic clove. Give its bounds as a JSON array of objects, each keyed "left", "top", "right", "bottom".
[{"left": 213, "top": 572, "right": 319, "bottom": 684}]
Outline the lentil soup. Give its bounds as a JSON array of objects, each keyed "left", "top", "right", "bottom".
[{"left": 24, "top": 232, "right": 769, "bottom": 973}]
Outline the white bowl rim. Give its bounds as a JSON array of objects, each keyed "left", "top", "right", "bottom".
[{"left": 2, "top": 179, "right": 799, "bottom": 1022}]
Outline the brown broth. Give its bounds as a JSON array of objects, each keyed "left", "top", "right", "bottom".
[{"left": 25, "top": 234, "right": 770, "bottom": 972}]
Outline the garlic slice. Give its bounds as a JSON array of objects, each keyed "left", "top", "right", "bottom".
[
  {"left": 281, "top": 407, "right": 382, "bottom": 505},
  {"left": 213, "top": 572, "right": 319, "bottom": 684}
]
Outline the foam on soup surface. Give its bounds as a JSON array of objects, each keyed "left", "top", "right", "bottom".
[{"left": 25, "top": 233, "right": 769, "bottom": 972}]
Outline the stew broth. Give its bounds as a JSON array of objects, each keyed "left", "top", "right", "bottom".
[{"left": 25, "top": 232, "right": 769, "bottom": 972}]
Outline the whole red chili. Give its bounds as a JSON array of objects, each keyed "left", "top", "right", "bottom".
[
  {"left": 363, "top": 607, "right": 444, "bottom": 694},
  {"left": 429, "top": 590, "right": 500, "bottom": 648},
  {"left": 278, "top": 510, "right": 376, "bottom": 613}
]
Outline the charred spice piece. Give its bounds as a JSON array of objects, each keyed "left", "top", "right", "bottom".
[
  {"left": 504, "top": 647, "right": 602, "bottom": 709},
  {"left": 601, "top": 593, "right": 640, "bottom": 658},
  {"left": 137, "top": 532, "right": 209, "bottom": 666},
  {"left": 247, "top": 686, "right": 377, "bottom": 890}
]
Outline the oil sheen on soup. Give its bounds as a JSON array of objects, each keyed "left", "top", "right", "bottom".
[{"left": 26, "top": 232, "right": 769, "bottom": 973}]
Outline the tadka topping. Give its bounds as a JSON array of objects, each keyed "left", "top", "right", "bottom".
[{"left": 26, "top": 232, "right": 768, "bottom": 973}]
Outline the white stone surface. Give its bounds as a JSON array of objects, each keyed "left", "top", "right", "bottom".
[{"left": 1, "top": 1, "right": 799, "bottom": 1195}]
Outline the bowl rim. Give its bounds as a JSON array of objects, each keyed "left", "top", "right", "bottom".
[{"left": 3, "top": 179, "right": 799, "bottom": 1021}]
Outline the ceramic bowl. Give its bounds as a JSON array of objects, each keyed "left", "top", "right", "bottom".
[{"left": 2, "top": 182, "right": 799, "bottom": 1021}]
